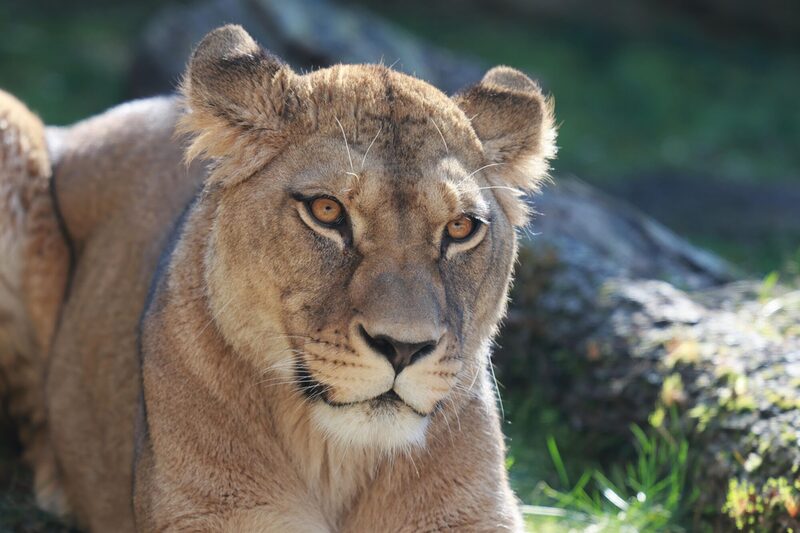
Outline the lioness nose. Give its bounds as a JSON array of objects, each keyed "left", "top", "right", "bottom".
[{"left": 358, "top": 325, "right": 438, "bottom": 373}]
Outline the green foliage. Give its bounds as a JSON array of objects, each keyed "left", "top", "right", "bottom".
[
  {"left": 723, "top": 477, "right": 800, "bottom": 531},
  {"left": 522, "top": 416, "right": 698, "bottom": 532},
  {"left": 504, "top": 381, "right": 701, "bottom": 532},
  {"left": 503, "top": 387, "right": 623, "bottom": 502},
  {"left": 758, "top": 271, "right": 780, "bottom": 302},
  {"left": 0, "top": 0, "right": 180, "bottom": 125}
]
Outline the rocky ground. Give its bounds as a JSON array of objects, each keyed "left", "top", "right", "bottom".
[{"left": 502, "top": 179, "right": 800, "bottom": 530}]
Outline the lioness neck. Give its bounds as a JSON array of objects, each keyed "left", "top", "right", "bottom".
[{"left": 268, "top": 393, "right": 385, "bottom": 524}]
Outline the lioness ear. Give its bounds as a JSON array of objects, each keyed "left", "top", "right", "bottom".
[
  {"left": 454, "top": 66, "right": 557, "bottom": 225},
  {"left": 178, "top": 24, "right": 306, "bottom": 187}
]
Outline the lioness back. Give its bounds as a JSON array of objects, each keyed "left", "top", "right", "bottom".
[
  {"left": 43, "top": 96, "right": 204, "bottom": 529},
  {"left": 0, "top": 89, "right": 70, "bottom": 516}
]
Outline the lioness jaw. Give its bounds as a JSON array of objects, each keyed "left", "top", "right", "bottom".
[{"left": 1, "top": 24, "right": 556, "bottom": 532}]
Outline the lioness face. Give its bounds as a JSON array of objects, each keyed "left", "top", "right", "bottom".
[
  {"left": 182, "top": 26, "right": 556, "bottom": 452},
  {"left": 210, "top": 133, "right": 514, "bottom": 450}
]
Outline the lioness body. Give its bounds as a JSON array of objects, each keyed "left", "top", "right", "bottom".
[
  {"left": 0, "top": 93, "right": 204, "bottom": 527},
  {"left": 45, "top": 97, "right": 206, "bottom": 529},
  {"left": 0, "top": 25, "right": 556, "bottom": 532}
]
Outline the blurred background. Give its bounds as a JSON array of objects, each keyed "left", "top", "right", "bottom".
[
  {"left": 2, "top": 0, "right": 799, "bottom": 275},
  {"left": 1, "top": 0, "right": 798, "bottom": 530}
]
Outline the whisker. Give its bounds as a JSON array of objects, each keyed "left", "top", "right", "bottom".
[
  {"left": 334, "top": 116, "right": 355, "bottom": 174},
  {"left": 457, "top": 162, "right": 505, "bottom": 186},
  {"left": 254, "top": 355, "right": 302, "bottom": 378},
  {"left": 256, "top": 377, "right": 317, "bottom": 389},
  {"left": 254, "top": 364, "right": 305, "bottom": 380},
  {"left": 254, "top": 366, "right": 314, "bottom": 385},
  {"left": 488, "top": 360, "right": 505, "bottom": 422},
  {"left": 476, "top": 185, "right": 523, "bottom": 193},
  {"left": 192, "top": 293, "right": 235, "bottom": 346},
  {"left": 258, "top": 333, "right": 316, "bottom": 344},
  {"left": 447, "top": 396, "right": 462, "bottom": 433},
  {"left": 331, "top": 438, "right": 350, "bottom": 479},
  {"left": 250, "top": 347, "right": 317, "bottom": 382},
  {"left": 429, "top": 118, "right": 448, "bottom": 154},
  {"left": 438, "top": 404, "right": 455, "bottom": 446},
  {"left": 404, "top": 446, "right": 420, "bottom": 478},
  {"left": 465, "top": 361, "right": 482, "bottom": 394},
  {"left": 360, "top": 125, "right": 382, "bottom": 170}
]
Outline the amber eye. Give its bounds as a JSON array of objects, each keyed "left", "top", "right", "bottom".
[
  {"left": 309, "top": 197, "right": 344, "bottom": 225},
  {"left": 446, "top": 215, "right": 476, "bottom": 241}
]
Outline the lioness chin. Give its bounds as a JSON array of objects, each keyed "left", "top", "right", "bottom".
[{"left": 0, "top": 24, "right": 555, "bottom": 532}]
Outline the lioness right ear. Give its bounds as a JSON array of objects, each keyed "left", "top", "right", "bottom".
[
  {"left": 453, "top": 66, "right": 557, "bottom": 225},
  {"left": 178, "top": 25, "right": 306, "bottom": 187}
]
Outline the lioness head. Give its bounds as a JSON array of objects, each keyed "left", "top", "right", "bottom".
[{"left": 179, "top": 26, "right": 556, "bottom": 452}]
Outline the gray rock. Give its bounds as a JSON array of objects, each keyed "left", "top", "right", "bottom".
[
  {"left": 129, "top": 0, "right": 486, "bottom": 98},
  {"left": 501, "top": 179, "right": 799, "bottom": 529}
]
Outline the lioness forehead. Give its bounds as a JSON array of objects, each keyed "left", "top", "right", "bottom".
[
  {"left": 183, "top": 25, "right": 555, "bottom": 225},
  {"left": 299, "top": 64, "right": 484, "bottom": 168},
  {"left": 287, "top": 146, "right": 486, "bottom": 224},
  {"left": 263, "top": 65, "right": 492, "bottom": 234}
]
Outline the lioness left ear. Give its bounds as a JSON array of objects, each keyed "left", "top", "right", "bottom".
[
  {"left": 453, "top": 66, "right": 557, "bottom": 225},
  {"left": 178, "top": 24, "right": 308, "bottom": 187}
]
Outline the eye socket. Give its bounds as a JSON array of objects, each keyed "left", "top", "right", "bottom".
[
  {"left": 445, "top": 215, "right": 478, "bottom": 241},
  {"left": 308, "top": 196, "right": 345, "bottom": 226}
]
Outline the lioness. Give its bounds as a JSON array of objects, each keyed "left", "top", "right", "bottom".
[{"left": 0, "top": 25, "right": 556, "bottom": 532}]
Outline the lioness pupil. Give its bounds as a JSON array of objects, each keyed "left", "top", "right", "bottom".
[
  {"left": 447, "top": 216, "right": 474, "bottom": 240},
  {"left": 310, "top": 198, "right": 342, "bottom": 224}
]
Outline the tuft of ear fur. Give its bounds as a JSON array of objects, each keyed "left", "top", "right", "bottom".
[
  {"left": 454, "top": 66, "right": 557, "bottom": 225},
  {"left": 177, "top": 24, "right": 308, "bottom": 187}
]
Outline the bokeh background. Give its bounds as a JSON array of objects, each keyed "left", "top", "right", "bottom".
[
  {"left": 1, "top": 0, "right": 798, "bottom": 530},
  {"left": 3, "top": 0, "right": 799, "bottom": 274}
]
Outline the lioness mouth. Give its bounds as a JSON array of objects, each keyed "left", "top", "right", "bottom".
[
  {"left": 369, "top": 389, "right": 411, "bottom": 411},
  {"left": 373, "top": 389, "right": 402, "bottom": 404},
  {"left": 324, "top": 389, "right": 428, "bottom": 418}
]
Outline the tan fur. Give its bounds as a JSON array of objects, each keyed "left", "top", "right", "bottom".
[
  {"left": 0, "top": 25, "right": 556, "bottom": 532},
  {"left": 0, "top": 90, "right": 70, "bottom": 515}
]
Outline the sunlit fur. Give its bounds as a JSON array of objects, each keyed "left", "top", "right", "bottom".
[
  {"left": 311, "top": 401, "right": 430, "bottom": 452},
  {"left": 0, "top": 25, "right": 557, "bottom": 532},
  {"left": 0, "top": 90, "right": 70, "bottom": 516}
]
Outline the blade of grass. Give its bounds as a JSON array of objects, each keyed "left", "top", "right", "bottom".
[{"left": 546, "top": 435, "right": 570, "bottom": 487}]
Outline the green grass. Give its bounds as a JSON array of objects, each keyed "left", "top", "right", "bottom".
[
  {"left": 497, "top": 345, "right": 705, "bottom": 531},
  {"left": 509, "top": 408, "right": 700, "bottom": 532}
]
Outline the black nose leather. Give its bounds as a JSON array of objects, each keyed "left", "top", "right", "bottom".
[{"left": 359, "top": 326, "right": 438, "bottom": 373}]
